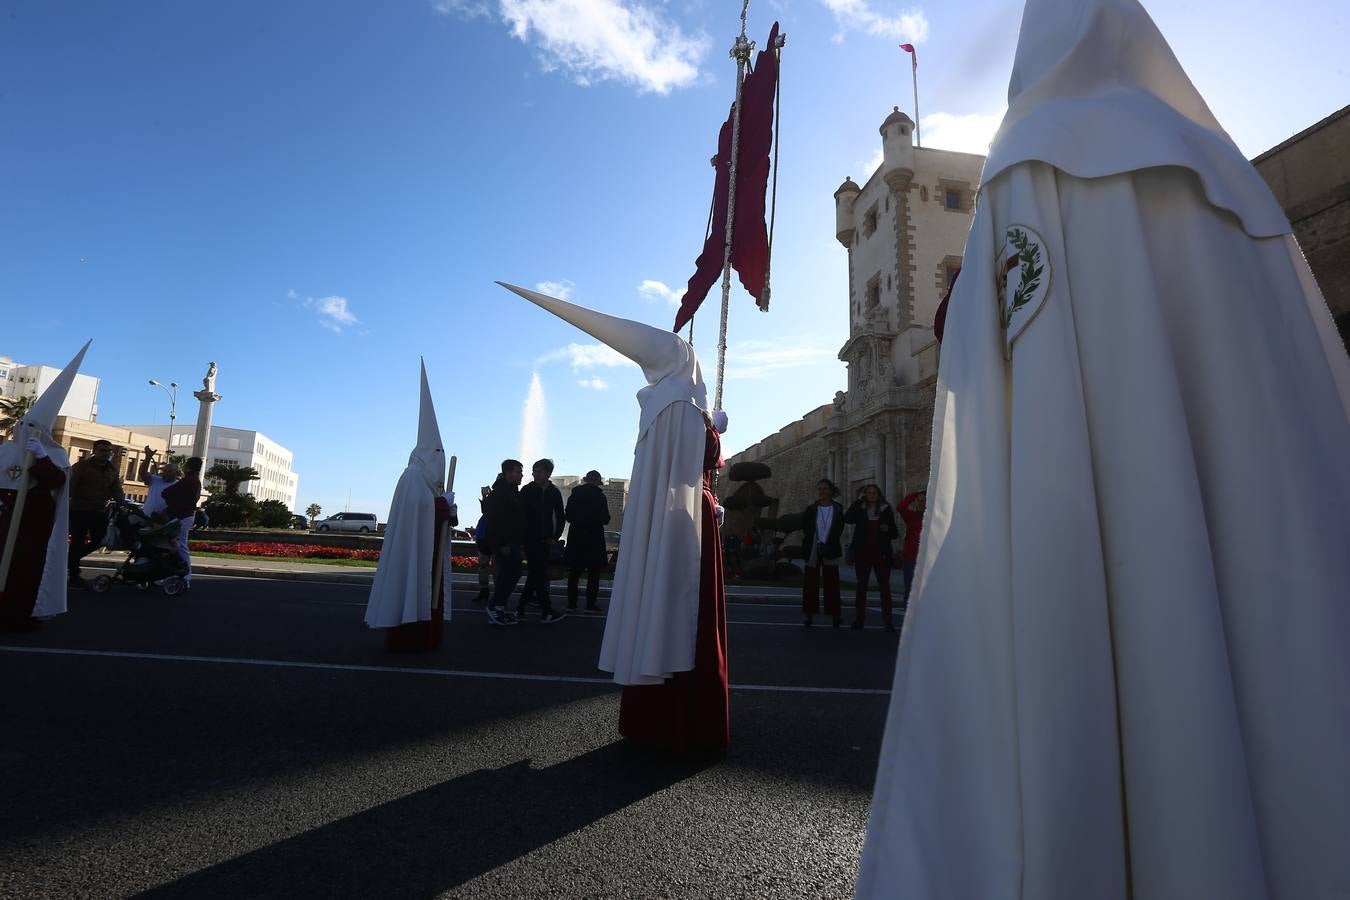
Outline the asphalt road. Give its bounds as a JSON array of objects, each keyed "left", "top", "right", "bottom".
[{"left": 0, "top": 576, "right": 900, "bottom": 899}]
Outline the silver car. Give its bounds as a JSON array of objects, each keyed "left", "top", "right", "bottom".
[{"left": 314, "top": 512, "right": 379, "bottom": 534}]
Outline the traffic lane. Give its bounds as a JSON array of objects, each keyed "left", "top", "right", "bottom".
[
  {"left": 0, "top": 650, "right": 883, "bottom": 899},
  {"left": 16, "top": 578, "right": 900, "bottom": 692}
]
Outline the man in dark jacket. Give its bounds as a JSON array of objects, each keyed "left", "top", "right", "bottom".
[
  {"left": 67, "top": 439, "right": 124, "bottom": 587},
  {"left": 482, "top": 459, "right": 525, "bottom": 625},
  {"left": 161, "top": 456, "right": 203, "bottom": 587},
  {"left": 515, "top": 458, "right": 565, "bottom": 623},
  {"left": 564, "top": 469, "right": 611, "bottom": 614}
]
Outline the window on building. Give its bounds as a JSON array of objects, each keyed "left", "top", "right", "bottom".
[
  {"left": 920, "top": 186, "right": 928, "bottom": 202},
  {"left": 865, "top": 274, "right": 881, "bottom": 310},
  {"left": 946, "top": 265, "right": 960, "bottom": 289},
  {"left": 863, "top": 205, "right": 878, "bottom": 238},
  {"left": 945, "top": 189, "right": 960, "bottom": 210}
]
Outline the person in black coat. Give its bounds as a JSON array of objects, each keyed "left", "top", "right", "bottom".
[
  {"left": 482, "top": 459, "right": 526, "bottom": 624},
  {"left": 564, "top": 470, "right": 612, "bottom": 613},
  {"left": 843, "top": 484, "right": 899, "bottom": 632},
  {"left": 801, "top": 478, "right": 846, "bottom": 628},
  {"left": 516, "top": 458, "right": 566, "bottom": 623}
]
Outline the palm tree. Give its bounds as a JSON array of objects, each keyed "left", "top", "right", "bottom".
[
  {"left": 205, "top": 463, "right": 261, "bottom": 495},
  {"left": 0, "top": 394, "right": 36, "bottom": 441},
  {"left": 305, "top": 503, "right": 322, "bottom": 524}
]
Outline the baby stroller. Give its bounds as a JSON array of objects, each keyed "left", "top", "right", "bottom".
[{"left": 89, "top": 500, "right": 190, "bottom": 596}]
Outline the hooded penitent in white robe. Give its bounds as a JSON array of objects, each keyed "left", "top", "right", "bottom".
[
  {"left": 0, "top": 341, "right": 90, "bottom": 620},
  {"left": 857, "top": 2, "right": 1350, "bottom": 898},
  {"left": 364, "top": 360, "right": 450, "bottom": 628},
  {"left": 498, "top": 283, "right": 709, "bottom": 686}
]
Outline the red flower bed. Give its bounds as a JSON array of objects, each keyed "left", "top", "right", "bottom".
[{"left": 188, "top": 542, "right": 486, "bottom": 568}]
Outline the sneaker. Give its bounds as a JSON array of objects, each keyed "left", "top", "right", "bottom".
[
  {"left": 487, "top": 607, "right": 517, "bottom": 626},
  {"left": 472, "top": 589, "right": 490, "bottom": 604},
  {"left": 539, "top": 610, "right": 566, "bottom": 625}
]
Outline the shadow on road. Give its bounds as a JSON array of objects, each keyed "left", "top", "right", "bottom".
[{"left": 134, "top": 742, "right": 714, "bottom": 899}]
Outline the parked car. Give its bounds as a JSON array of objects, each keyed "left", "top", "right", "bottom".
[
  {"left": 291, "top": 515, "right": 309, "bottom": 530},
  {"left": 314, "top": 512, "right": 379, "bottom": 534}
]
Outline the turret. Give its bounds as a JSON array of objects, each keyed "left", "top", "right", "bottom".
[
  {"left": 880, "top": 106, "right": 916, "bottom": 191},
  {"left": 834, "top": 177, "right": 860, "bottom": 247}
]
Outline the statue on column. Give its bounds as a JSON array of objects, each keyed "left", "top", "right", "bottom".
[{"left": 202, "top": 361, "right": 217, "bottom": 393}]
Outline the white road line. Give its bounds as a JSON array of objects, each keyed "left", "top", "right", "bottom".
[{"left": 0, "top": 645, "right": 891, "bottom": 695}]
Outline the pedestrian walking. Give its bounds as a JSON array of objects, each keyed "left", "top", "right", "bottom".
[
  {"left": 67, "top": 438, "right": 123, "bottom": 588},
  {"left": 896, "top": 490, "right": 925, "bottom": 631},
  {"left": 159, "top": 456, "right": 202, "bottom": 588},
  {"left": 481, "top": 459, "right": 525, "bottom": 625},
  {"left": 564, "top": 469, "right": 611, "bottom": 614},
  {"left": 843, "top": 484, "right": 898, "bottom": 632},
  {"left": 516, "top": 458, "right": 566, "bottom": 624},
  {"left": 801, "top": 478, "right": 845, "bottom": 628}
]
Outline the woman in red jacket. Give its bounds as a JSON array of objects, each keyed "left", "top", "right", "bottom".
[{"left": 896, "top": 491, "right": 926, "bottom": 632}]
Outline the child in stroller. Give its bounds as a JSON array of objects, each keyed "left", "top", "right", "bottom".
[{"left": 88, "top": 500, "right": 190, "bottom": 595}]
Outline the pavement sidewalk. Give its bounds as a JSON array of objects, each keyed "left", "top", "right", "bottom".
[{"left": 76, "top": 552, "right": 819, "bottom": 600}]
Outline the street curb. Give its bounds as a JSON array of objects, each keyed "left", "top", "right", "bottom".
[{"left": 80, "top": 557, "right": 377, "bottom": 585}]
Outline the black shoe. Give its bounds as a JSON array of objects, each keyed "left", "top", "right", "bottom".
[
  {"left": 472, "top": 590, "right": 490, "bottom": 604},
  {"left": 540, "top": 610, "right": 566, "bottom": 625},
  {"left": 850, "top": 620, "right": 864, "bottom": 631},
  {"left": 803, "top": 615, "right": 813, "bottom": 627},
  {"left": 832, "top": 616, "right": 842, "bottom": 629},
  {"left": 585, "top": 605, "right": 604, "bottom": 615},
  {"left": 884, "top": 623, "right": 897, "bottom": 634}
]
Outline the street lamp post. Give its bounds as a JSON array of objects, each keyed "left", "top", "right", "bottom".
[{"left": 148, "top": 379, "right": 178, "bottom": 456}]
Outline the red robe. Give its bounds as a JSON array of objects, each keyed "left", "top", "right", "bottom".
[
  {"left": 384, "top": 496, "right": 453, "bottom": 652},
  {"left": 618, "top": 426, "right": 730, "bottom": 752},
  {"left": 0, "top": 457, "right": 66, "bottom": 629}
]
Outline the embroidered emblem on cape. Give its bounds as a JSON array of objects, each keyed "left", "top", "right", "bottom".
[{"left": 997, "top": 224, "right": 1051, "bottom": 351}]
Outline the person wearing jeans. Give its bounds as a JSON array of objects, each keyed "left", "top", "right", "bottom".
[
  {"left": 801, "top": 478, "right": 845, "bottom": 628},
  {"left": 482, "top": 459, "right": 525, "bottom": 625},
  {"left": 843, "top": 484, "right": 898, "bottom": 632}
]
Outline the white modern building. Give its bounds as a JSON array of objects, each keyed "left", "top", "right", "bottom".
[
  {"left": 121, "top": 423, "right": 300, "bottom": 510},
  {"left": 0, "top": 354, "right": 100, "bottom": 420}
]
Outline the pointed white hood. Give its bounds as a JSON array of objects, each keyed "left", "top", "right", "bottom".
[
  {"left": 408, "top": 358, "right": 446, "bottom": 493},
  {"left": 365, "top": 359, "right": 450, "bottom": 629},
  {"left": 0, "top": 340, "right": 89, "bottom": 483},
  {"left": 983, "top": 0, "right": 1289, "bottom": 238},
  {"left": 497, "top": 282, "right": 709, "bottom": 441},
  {"left": 1, "top": 340, "right": 89, "bottom": 621}
]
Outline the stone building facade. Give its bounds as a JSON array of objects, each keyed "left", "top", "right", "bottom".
[
  {"left": 1252, "top": 103, "right": 1350, "bottom": 350},
  {"left": 724, "top": 107, "right": 984, "bottom": 522}
]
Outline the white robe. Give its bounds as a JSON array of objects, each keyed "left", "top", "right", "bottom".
[
  {"left": 364, "top": 467, "right": 448, "bottom": 628},
  {"left": 857, "top": 160, "right": 1350, "bottom": 899},
  {"left": 598, "top": 399, "right": 706, "bottom": 685},
  {"left": 0, "top": 443, "right": 71, "bottom": 620}
]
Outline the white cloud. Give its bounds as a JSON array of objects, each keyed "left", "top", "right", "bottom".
[
  {"left": 820, "top": 0, "right": 928, "bottom": 42},
  {"left": 860, "top": 146, "right": 884, "bottom": 177},
  {"left": 725, "top": 337, "right": 834, "bottom": 379},
  {"left": 433, "top": 0, "right": 491, "bottom": 17},
  {"left": 920, "top": 111, "right": 1003, "bottom": 155},
  {"left": 577, "top": 377, "right": 610, "bottom": 390},
  {"left": 637, "top": 279, "right": 684, "bottom": 307},
  {"left": 437, "top": 0, "right": 708, "bottom": 94},
  {"left": 294, "top": 292, "right": 359, "bottom": 333},
  {"left": 536, "top": 342, "right": 638, "bottom": 371},
  {"left": 535, "top": 279, "right": 575, "bottom": 300}
]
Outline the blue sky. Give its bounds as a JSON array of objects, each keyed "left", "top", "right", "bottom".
[{"left": 3, "top": 0, "right": 1345, "bottom": 519}]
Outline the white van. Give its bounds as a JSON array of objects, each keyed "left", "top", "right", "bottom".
[{"left": 314, "top": 512, "right": 379, "bottom": 534}]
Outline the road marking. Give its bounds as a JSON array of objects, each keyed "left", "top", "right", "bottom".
[{"left": 0, "top": 645, "right": 891, "bottom": 695}]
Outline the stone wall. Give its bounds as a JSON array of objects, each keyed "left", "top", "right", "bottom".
[{"left": 1252, "top": 104, "right": 1350, "bottom": 347}]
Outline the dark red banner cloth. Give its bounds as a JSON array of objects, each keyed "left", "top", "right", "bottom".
[{"left": 674, "top": 22, "right": 780, "bottom": 333}]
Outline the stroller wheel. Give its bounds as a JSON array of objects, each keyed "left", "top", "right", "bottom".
[
  {"left": 161, "top": 576, "right": 187, "bottom": 597},
  {"left": 90, "top": 575, "right": 113, "bottom": 594}
]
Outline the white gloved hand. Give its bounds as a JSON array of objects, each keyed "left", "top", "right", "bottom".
[
  {"left": 23, "top": 436, "right": 48, "bottom": 459},
  {"left": 443, "top": 490, "right": 455, "bottom": 507},
  {"left": 711, "top": 409, "right": 729, "bottom": 434},
  {"left": 715, "top": 504, "right": 726, "bottom": 527}
]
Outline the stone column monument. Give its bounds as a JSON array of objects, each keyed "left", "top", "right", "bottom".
[{"left": 191, "top": 361, "right": 221, "bottom": 460}]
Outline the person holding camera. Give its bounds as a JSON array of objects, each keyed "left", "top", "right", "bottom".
[
  {"left": 801, "top": 478, "right": 845, "bottom": 628},
  {"left": 844, "top": 483, "right": 898, "bottom": 632}
]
